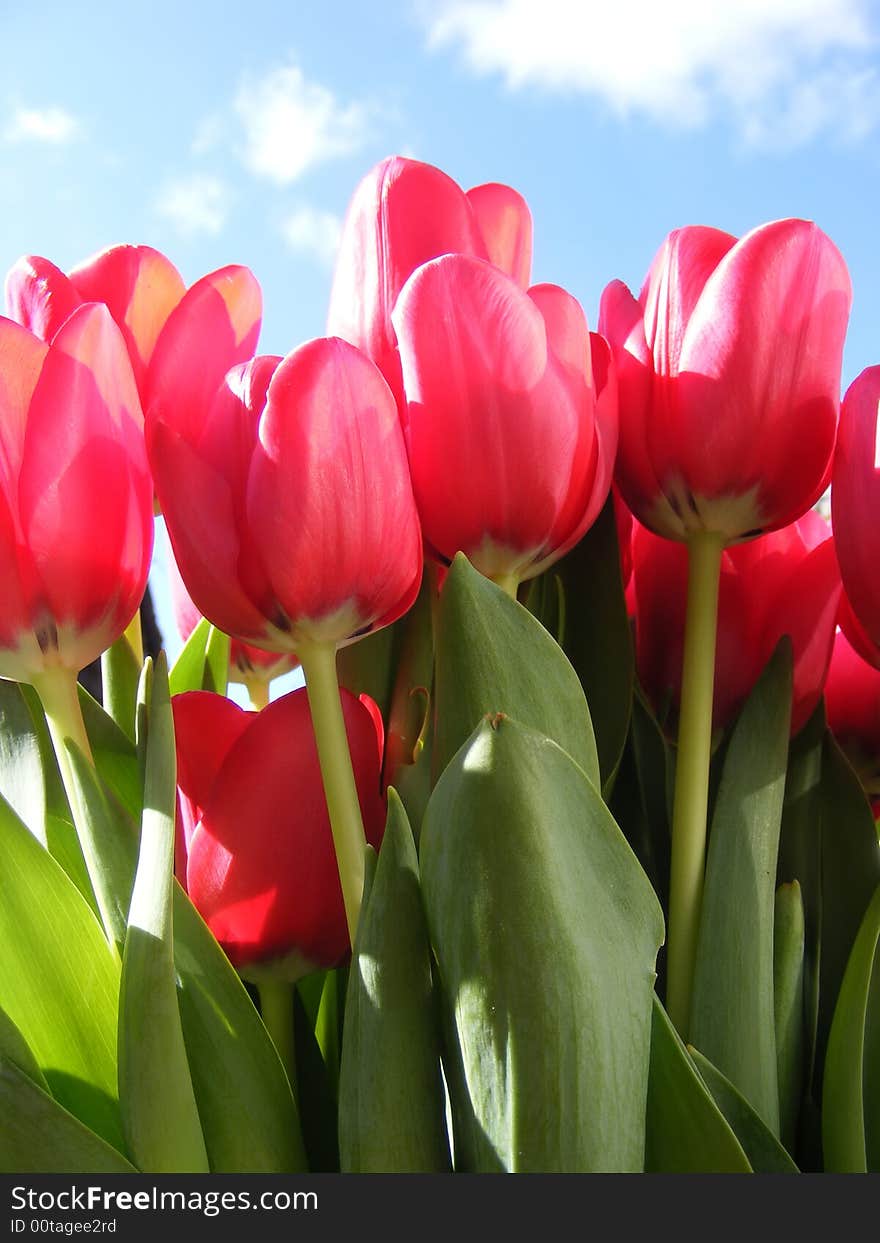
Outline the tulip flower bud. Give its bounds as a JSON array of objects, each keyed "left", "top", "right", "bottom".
[
  {"left": 0, "top": 305, "right": 153, "bottom": 682},
  {"left": 6, "top": 247, "right": 262, "bottom": 432},
  {"left": 600, "top": 219, "right": 851, "bottom": 543},
  {"left": 173, "top": 687, "right": 386, "bottom": 973},
  {"left": 392, "top": 253, "right": 617, "bottom": 587},
  {"left": 327, "top": 154, "right": 532, "bottom": 412},
  {"left": 148, "top": 337, "right": 423, "bottom": 655},
  {"left": 630, "top": 511, "right": 841, "bottom": 736},
  {"left": 831, "top": 365, "right": 880, "bottom": 668}
]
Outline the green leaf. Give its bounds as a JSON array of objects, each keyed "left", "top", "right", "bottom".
[
  {"left": 172, "top": 888, "right": 308, "bottom": 1172},
  {"left": 0, "top": 790, "right": 124, "bottom": 1153},
  {"left": 101, "top": 632, "right": 142, "bottom": 742},
  {"left": 168, "top": 618, "right": 230, "bottom": 697},
  {"left": 774, "top": 881, "right": 806, "bottom": 1154},
  {"left": 822, "top": 883, "right": 880, "bottom": 1172},
  {"left": 203, "top": 626, "right": 231, "bottom": 696},
  {"left": 688, "top": 1047, "right": 799, "bottom": 1172},
  {"left": 0, "top": 1004, "right": 49, "bottom": 1091},
  {"left": 611, "top": 689, "right": 673, "bottom": 915},
  {"left": 551, "top": 493, "right": 635, "bottom": 794},
  {"left": 645, "top": 994, "right": 751, "bottom": 1172},
  {"left": 118, "top": 655, "right": 209, "bottom": 1173},
  {"left": 293, "top": 985, "right": 340, "bottom": 1172},
  {"left": 0, "top": 678, "right": 49, "bottom": 845},
  {"left": 433, "top": 553, "right": 599, "bottom": 788},
  {"left": 339, "top": 792, "right": 451, "bottom": 1172},
  {"left": 420, "top": 714, "right": 664, "bottom": 1171},
  {"left": 78, "top": 684, "right": 143, "bottom": 822},
  {"left": 0, "top": 1058, "right": 137, "bottom": 1174},
  {"left": 690, "top": 640, "right": 792, "bottom": 1136},
  {"left": 337, "top": 623, "right": 397, "bottom": 721}
]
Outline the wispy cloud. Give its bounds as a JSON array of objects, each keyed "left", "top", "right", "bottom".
[
  {"left": 280, "top": 206, "right": 342, "bottom": 266},
  {"left": 3, "top": 105, "right": 81, "bottom": 144},
  {"left": 423, "top": 0, "right": 880, "bottom": 148},
  {"left": 233, "top": 60, "right": 372, "bottom": 183},
  {"left": 155, "top": 174, "right": 231, "bottom": 237}
]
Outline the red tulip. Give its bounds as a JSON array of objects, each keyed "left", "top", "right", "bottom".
[
  {"left": 168, "top": 550, "right": 298, "bottom": 687},
  {"left": 327, "top": 155, "right": 532, "bottom": 412},
  {"left": 6, "top": 246, "right": 261, "bottom": 431},
  {"left": 824, "top": 627, "right": 880, "bottom": 809},
  {"left": 392, "top": 253, "right": 616, "bottom": 585},
  {"left": 0, "top": 304, "right": 153, "bottom": 681},
  {"left": 148, "top": 337, "right": 423, "bottom": 654},
  {"left": 831, "top": 365, "right": 880, "bottom": 668},
  {"left": 599, "top": 220, "right": 851, "bottom": 543},
  {"left": 630, "top": 510, "right": 841, "bottom": 735},
  {"left": 173, "top": 687, "right": 386, "bottom": 971}
]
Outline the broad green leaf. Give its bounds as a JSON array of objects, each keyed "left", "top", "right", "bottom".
[
  {"left": 168, "top": 616, "right": 212, "bottom": 696},
  {"left": 645, "top": 994, "right": 751, "bottom": 1172},
  {"left": 822, "top": 883, "right": 880, "bottom": 1173},
  {"left": 774, "top": 881, "right": 806, "bottom": 1154},
  {"left": 119, "top": 655, "right": 208, "bottom": 1172},
  {"left": 0, "top": 1058, "right": 137, "bottom": 1174},
  {"left": 421, "top": 715, "right": 664, "bottom": 1171},
  {"left": 339, "top": 793, "right": 451, "bottom": 1171},
  {"left": 433, "top": 553, "right": 599, "bottom": 787},
  {"left": 203, "top": 626, "right": 230, "bottom": 696},
  {"left": 0, "top": 1005, "right": 49, "bottom": 1091},
  {"left": 817, "top": 734, "right": 880, "bottom": 1083},
  {"left": 293, "top": 985, "right": 340, "bottom": 1172},
  {"left": 314, "top": 966, "right": 347, "bottom": 1102},
  {"left": 0, "top": 678, "right": 48, "bottom": 844},
  {"left": 101, "top": 632, "right": 142, "bottom": 742},
  {"left": 0, "top": 791, "right": 124, "bottom": 1153},
  {"left": 173, "top": 887, "right": 308, "bottom": 1172},
  {"left": 612, "top": 689, "right": 672, "bottom": 915},
  {"left": 551, "top": 493, "right": 635, "bottom": 794},
  {"left": 78, "top": 684, "right": 142, "bottom": 822},
  {"left": 689, "top": 1047, "right": 799, "bottom": 1173},
  {"left": 690, "top": 641, "right": 792, "bottom": 1136},
  {"left": 336, "top": 621, "right": 398, "bottom": 721}
]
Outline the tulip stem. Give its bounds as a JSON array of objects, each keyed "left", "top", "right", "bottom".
[
  {"left": 492, "top": 571, "right": 520, "bottom": 600},
  {"left": 257, "top": 980, "right": 297, "bottom": 1096},
  {"left": 243, "top": 677, "right": 270, "bottom": 712},
  {"left": 32, "top": 668, "right": 124, "bottom": 956},
  {"left": 298, "top": 641, "right": 367, "bottom": 946},
  {"left": 666, "top": 529, "right": 724, "bottom": 1038}
]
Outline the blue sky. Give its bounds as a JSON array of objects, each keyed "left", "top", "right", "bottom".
[{"left": 2, "top": 0, "right": 879, "bottom": 676}]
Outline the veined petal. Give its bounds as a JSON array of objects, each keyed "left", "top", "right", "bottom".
[
  {"left": 466, "top": 182, "right": 533, "bottom": 287},
  {"left": 69, "top": 244, "right": 186, "bottom": 401},
  {"left": 0, "top": 316, "right": 49, "bottom": 494},
  {"left": 247, "top": 336, "right": 422, "bottom": 645},
  {"left": 5, "top": 256, "right": 83, "bottom": 343}
]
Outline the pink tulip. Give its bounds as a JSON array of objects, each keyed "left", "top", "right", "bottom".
[
  {"left": 630, "top": 511, "right": 841, "bottom": 735},
  {"left": 599, "top": 220, "right": 851, "bottom": 542},
  {"left": 6, "top": 246, "right": 262, "bottom": 430},
  {"left": 168, "top": 551, "right": 298, "bottom": 687},
  {"left": 831, "top": 365, "right": 880, "bottom": 668},
  {"left": 392, "top": 253, "right": 616, "bottom": 585},
  {"left": 0, "top": 305, "right": 153, "bottom": 680},
  {"left": 824, "top": 627, "right": 880, "bottom": 811},
  {"left": 327, "top": 155, "right": 532, "bottom": 412},
  {"left": 148, "top": 337, "right": 423, "bottom": 654},
  {"left": 174, "top": 687, "right": 386, "bottom": 971}
]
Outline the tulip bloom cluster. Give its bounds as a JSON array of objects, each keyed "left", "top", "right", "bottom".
[{"left": 1, "top": 151, "right": 879, "bottom": 1181}]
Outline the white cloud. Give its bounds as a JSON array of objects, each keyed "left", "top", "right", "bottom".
[
  {"left": 155, "top": 174, "right": 231, "bottom": 237},
  {"left": 424, "top": 0, "right": 879, "bottom": 148},
  {"left": 234, "top": 61, "right": 370, "bottom": 183},
  {"left": 280, "top": 206, "right": 342, "bottom": 266},
  {"left": 3, "top": 105, "right": 81, "bottom": 144}
]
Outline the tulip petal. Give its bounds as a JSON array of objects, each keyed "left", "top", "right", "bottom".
[
  {"left": 172, "top": 691, "right": 253, "bottom": 854},
  {"left": 69, "top": 244, "right": 186, "bottom": 401},
  {"left": 673, "top": 220, "right": 850, "bottom": 527},
  {"left": 185, "top": 688, "right": 384, "bottom": 968},
  {"left": 146, "top": 265, "right": 262, "bottom": 435},
  {"left": 5, "top": 256, "right": 83, "bottom": 344},
  {"left": 0, "top": 315, "right": 49, "bottom": 494},
  {"left": 466, "top": 182, "right": 533, "bottom": 287},
  {"left": 833, "top": 365, "right": 880, "bottom": 656},
  {"left": 247, "top": 336, "right": 422, "bottom": 645}
]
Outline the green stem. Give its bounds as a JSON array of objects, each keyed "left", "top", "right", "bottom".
[
  {"left": 297, "top": 641, "right": 368, "bottom": 946},
  {"left": 243, "top": 676, "right": 270, "bottom": 712},
  {"left": 491, "top": 571, "right": 520, "bottom": 600},
  {"left": 666, "top": 530, "right": 724, "bottom": 1038},
  {"left": 32, "top": 668, "right": 122, "bottom": 956},
  {"left": 257, "top": 979, "right": 297, "bottom": 1097}
]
